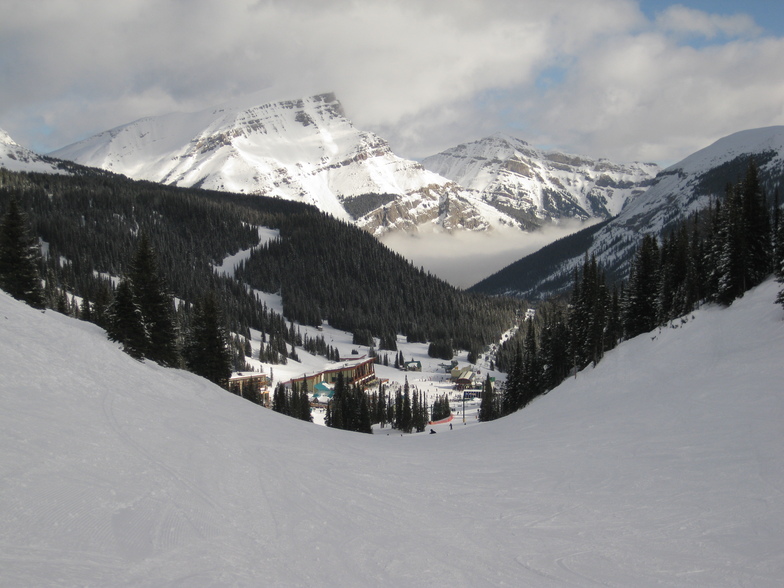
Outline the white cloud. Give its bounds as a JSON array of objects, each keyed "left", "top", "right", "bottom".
[
  {"left": 655, "top": 4, "right": 762, "bottom": 39},
  {"left": 380, "top": 220, "right": 597, "bottom": 288},
  {"left": 528, "top": 32, "right": 784, "bottom": 163},
  {"left": 0, "top": 0, "right": 782, "bottom": 167}
]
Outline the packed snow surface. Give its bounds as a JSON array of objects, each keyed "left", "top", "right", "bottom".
[{"left": 1, "top": 281, "right": 783, "bottom": 586}]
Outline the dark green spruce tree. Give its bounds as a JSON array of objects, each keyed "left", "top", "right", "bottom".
[
  {"left": 623, "top": 234, "right": 660, "bottom": 338},
  {"left": 185, "top": 291, "right": 233, "bottom": 388},
  {"left": 106, "top": 278, "right": 148, "bottom": 360},
  {"left": 502, "top": 345, "right": 525, "bottom": 415},
  {"left": 128, "top": 233, "right": 180, "bottom": 366},
  {"left": 478, "top": 373, "right": 499, "bottom": 422},
  {"left": 0, "top": 197, "right": 45, "bottom": 308}
]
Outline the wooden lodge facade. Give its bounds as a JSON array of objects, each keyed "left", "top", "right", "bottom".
[{"left": 286, "top": 357, "right": 376, "bottom": 393}]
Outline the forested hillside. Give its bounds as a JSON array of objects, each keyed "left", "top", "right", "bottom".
[
  {"left": 0, "top": 167, "right": 518, "bottom": 370},
  {"left": 471, "top": 128, "right": 784, "bottom": 301}
]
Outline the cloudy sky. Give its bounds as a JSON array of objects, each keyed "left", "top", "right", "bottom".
[{"left": 2, "top": 0, "right": 783, "bottom": 165}]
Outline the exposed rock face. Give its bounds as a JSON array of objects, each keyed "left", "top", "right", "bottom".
[
  {"left": 421, "top": 133, "right": 660, "bottom": 230},
  {"left": 471, "top": 126, "right": 784, "bottom": 300},
  {"left": 357, "top": 182, "right": 488, "bottom": 234},
  {"left": 50, "top": 93, "right": 491, "bottom": 236}
]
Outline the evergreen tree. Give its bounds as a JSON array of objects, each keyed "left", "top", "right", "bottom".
[
  {"left": 431, "top": 394, "right": 451, "bottom": 421},
  {"left": 184, "top": 291, "right": 232, "bottom": 388},
  {"left": 623, "top": 234, "right": 660, "bottom": 337},
  {"left": 502, "top": 347, "right": 525, "bottom": 414},
  {"left": 376, "top": 384, "right": 388, "bottom": 428},
  {"left": 80, "top": 297, "right": 92, "bottom": 322},
  {"left": 539, "top": 304, "right": 570, "bottom": 392},
  {"left": 520, "top": 319, "right": 543, "bottom": 404},
  {"left": 394, "top": 389, "right": 403, "bottom": 429},
  {"left": 412, "top": 390, "right": 427, "bottom": 432},
  {"left": 740, "top": 161, "right": 771, "bottom": 288},
  {"left": 400, "top": 378, "right": 413, "bottom": 433},
  {"left": 106, "top": 278, "right": 148, "bottom": 360},
  {"left": 298, "top": 387, "right": 312, "bottom": 422},
  {"left": 775, "top": 190, "right": 784, "bottom": 308},
  {"left": 128, "top": 234, "right": 180, "bottom": 366},
  {"left": 714, "top": 183, "right": 746, "bottom": 305},
  {"left": 358, "top": 388, "right": 372, "bottom": 434},
  {"left": 328, "top": 373, "right": 346, "bottom": 430},
  {"left": 478, "top": 373, "right": 499, "bottom": 422},
  {"left": 272, "top": 383, "right": 289, "bottom": 414},
  {"left": 0, "top": 197, "right": 45, "bottom": 308}
]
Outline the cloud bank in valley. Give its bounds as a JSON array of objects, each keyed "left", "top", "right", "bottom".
[
  {"left": 380, "top": 220, "right": 598, "bottom": 289},
  {"left": 1, "top": 0, "right": 783, "bottom": 165}
]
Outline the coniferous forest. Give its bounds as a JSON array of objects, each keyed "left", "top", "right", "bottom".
[
  {"left": 0, "top": 165, "right": 519, "bottom": 388},
  {"left": 2, "top": 158, "right": 783, "bottom": 427},
  {"left": 484, "top": 160, "right": 784, "bottom": 422}
]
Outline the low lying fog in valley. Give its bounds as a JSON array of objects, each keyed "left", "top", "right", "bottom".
[{"left": 381, "top": 219, "right": 598, "bottom": 288}]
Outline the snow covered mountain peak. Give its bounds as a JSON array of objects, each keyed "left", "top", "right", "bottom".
[
  {"left": 0, "top": 128, "right": 68, "bottom": 174},
  {"left": 616, "top": 125, "right": 784, "bottom": 235},
  {"left": 422, "top": 133, "right": 659, "bottom": 229},
  {"left": 1, "top": 127, "right": 19, "bottom": 146},
  {"left": 662, "top": 125, "right": 784, "bottom": 177},
  {"left": 477, "top": 125, "right": 784, "bottom": 300},
  {"left": 50, "top": 93, "right": 491, "bottom": 235}
]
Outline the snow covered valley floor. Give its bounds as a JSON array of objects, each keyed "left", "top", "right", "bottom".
[{"left": 1, "top": 281, "right": 783, "bottom": 587}]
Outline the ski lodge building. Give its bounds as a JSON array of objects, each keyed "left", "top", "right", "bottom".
[
  {"left": 229, "top": 372, "right": 271, "bottom": 406},
  {"left": 285, "top": 356, "right": 376, "bottom": 392}
]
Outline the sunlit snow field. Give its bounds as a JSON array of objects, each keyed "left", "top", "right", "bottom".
[{"left": 1, "top": 281, "right": 783, "bottom": 586}]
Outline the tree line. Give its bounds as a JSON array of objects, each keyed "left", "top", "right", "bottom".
[
  {"left": 0, "top": 167, "right": 519, "bottom": 370},
  {"left": 0, "top": 165, "right": 521, "bottom": 408}
]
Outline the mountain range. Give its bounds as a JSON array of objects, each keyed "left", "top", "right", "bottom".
[
  {"left": 4, "top": 95, "right": 784, "bottom": 296},
  {"left": 421, "top": 133, "right": 659, "bottom": 230},
  {"left": 47, "top": 93, "right": 659, "bottom": 236},
  {"left": 472, "top": 125, "right": 784, "bottom": 299}
]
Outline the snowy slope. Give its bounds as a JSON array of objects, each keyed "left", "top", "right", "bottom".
[
  {"left": 613, "top": 125, "right": 784, "bottom": 234},
  {"left": 2, "top": 278, "right": 784, "bottom": 585},
  {"left": 0, "top": 128, "right": 68, "bottom": 174},
  {"left": 422, "top": 133, "right": 659, "bottom": 229},
  {"left": 50, "top": 94, "right": 492, "bottom": 236}
]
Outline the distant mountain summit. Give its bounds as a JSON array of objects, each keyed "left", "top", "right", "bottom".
[
  {"left": 50, "top": 93, "right": 492, "bottom": 236},
  {"left": 0, "top": 128, "right": 67, "bottom": 174},
  {"left": 49, "top": 94, "right": 660, "bottom": 237},
  {"left": 421, "top": 133, "right": 659, "bottom": 229},
  {"left": 471, "top": 126, "right": 784, "bottom": 299}
]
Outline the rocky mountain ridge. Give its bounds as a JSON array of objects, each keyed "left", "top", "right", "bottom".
[
  {"left": 471, "top": 126, "right": 784, "bottom": 298},
  {"left": 0, "top": 128, "right": 67, "bottom": 175},
  {"left": 46, "top": 94, "right": 657, "bottom": 236},
  {"left": 49, "top": 93, "right": 491, "bottom": 236},
  {"left": 422, "top": 133, "right": 660, "bottom": 230}
]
